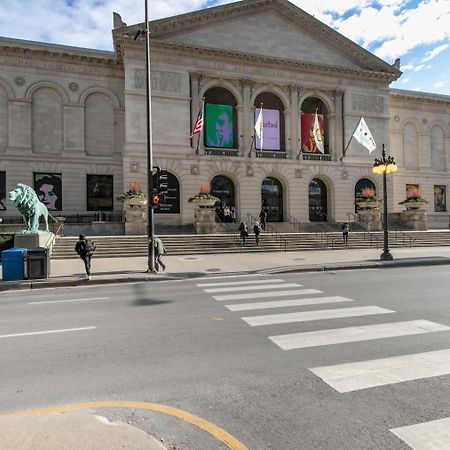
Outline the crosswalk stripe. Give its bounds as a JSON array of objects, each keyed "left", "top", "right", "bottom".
[
  {"left": 310, "top": 348, "right": 450, "bottom": 393},
  {"left": 213, "top": 289, "right": 322, "bottom": 302},
  {"left": 390, "top": 417, "right": 450, "bottom": 449},
  {"left": 197, "top": 279, "right": 284, "bottom": 288},
  {"left": 204, "top": 283, "right": 301, "bottom": 293},
  {"left": 225, "top": 296, "right": 354, "bottom": 312},
  {"left": 269, "top": 320, "right": 450, "bottom": 350},
  {"left": 243, "top": 306, "right": 394, "bottom": 326}
]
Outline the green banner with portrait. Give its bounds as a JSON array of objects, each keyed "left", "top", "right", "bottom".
[{"left": 205, "top": 103, "right": 234, "bottom": 148}]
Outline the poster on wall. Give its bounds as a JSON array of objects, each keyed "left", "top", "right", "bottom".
[
  {"left": 301, "top": 112, "right": 324, "bottom": 153},
  {"left": 205, "top": 103, "right": 234, "bottom": 148},
  {"left": 87, "top": 174, "right": 113, "bottom": 211},
  {"left": 254, "top": 108, "right": 280, "bottom": 151},
  {"left": 0, "top": 171, "right": 5, "bottom": 210},
  {"left": 34, "top": 172, "right": 62, "bottom": 211},
  {"left": 434, "top": 185, "right": 446, "bottom": 212}
]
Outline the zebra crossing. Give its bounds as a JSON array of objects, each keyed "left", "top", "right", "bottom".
[{"left": 196, "top": 274, "right": 450, "bottom": 449}]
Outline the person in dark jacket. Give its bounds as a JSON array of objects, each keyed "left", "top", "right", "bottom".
[
  {"left": 75, "top": 234, "right": 96, "bottom": 280},
  {"left": 259, "top": 209, "right": 267, "bottom": 230},
  {"left": 342, "top": 223, "right": 350, "bottom": 245},
  {"left": 239, "top": 221, "right": 249, "bottom": 245},
  {"left": 253, "top": 221, "right": 262, "bottom": 246}
]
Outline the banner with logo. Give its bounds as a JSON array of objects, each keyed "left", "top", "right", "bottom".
[
  {"left": 254, "top": 108, "right": 280, "bottom": 150},
  {"left": 301, "top": 113, "right": 325, "bottom": 153}
]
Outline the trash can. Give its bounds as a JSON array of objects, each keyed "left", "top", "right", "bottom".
[
  {"left": 1, "top": 247, "right": 27, "bottom": 281},
  {"left": 26, "top": 247, "right": 50, "bottom": 279}
]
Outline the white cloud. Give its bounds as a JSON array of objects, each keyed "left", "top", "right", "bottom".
[
  {"left": 422, "top": 44, "right": 449, "bottom": 62},
  {"left": 411, "top": 86, "right": 424, "bottom": 91},
  {"left": 401, "top": 77, "right": 410, "bottom": 84},
  {"left": 434, "top": 81, "right": 445, "bottom": 88}
]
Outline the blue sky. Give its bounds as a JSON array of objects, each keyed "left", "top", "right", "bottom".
[{"left": 0, "top": 0, "right": 449, "bottom": 95}]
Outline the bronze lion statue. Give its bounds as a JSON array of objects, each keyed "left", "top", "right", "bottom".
[{"left": 8, "top": 183, "right": 49, "bottom": 233}]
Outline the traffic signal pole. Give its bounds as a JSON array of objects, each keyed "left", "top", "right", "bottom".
[{"left": 144, "top": 0, "right": 156, "bottom": 273}]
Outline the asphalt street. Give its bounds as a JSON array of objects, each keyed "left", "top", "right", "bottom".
[{"left": 0, "top": 266, "right": 449, "bottom": 449}]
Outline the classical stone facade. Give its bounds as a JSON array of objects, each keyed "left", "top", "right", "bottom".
[{"left": 0, "top": 0, "right": 449, "bottom": 229}]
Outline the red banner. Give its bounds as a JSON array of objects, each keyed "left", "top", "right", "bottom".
[{"left": 301, "top": 113, "right": 324, "bottom": 153}]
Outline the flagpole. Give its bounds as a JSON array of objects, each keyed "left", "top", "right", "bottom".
[
  {"left": 260, "top": 102, "right": 263, "bottom": 152},
  {"left": 340, "top": 114, "right": 363, "bottom": 162}
]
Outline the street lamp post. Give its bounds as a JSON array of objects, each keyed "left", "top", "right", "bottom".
[
  {"left": 135, "top": 0, "right": 156, "bottom": 272},
  {"left": 372, "top": 144, "right": 397, "bottom": 261}
]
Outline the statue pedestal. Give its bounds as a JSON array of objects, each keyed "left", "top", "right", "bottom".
[
  {"left": 14, "top": 232, "right": 55, "bottom": 249},
  {"left": 124, "top": 199, "right": 148, "bottom": 235},
  {"left": 357, "top": 209, "right": 382, "bottom": 231},
  {"left": 401, "top": 209, "right": 428, "bottom": 230},
  {"left": 193, "top": 207, "right": 217, "bottom": 234}
]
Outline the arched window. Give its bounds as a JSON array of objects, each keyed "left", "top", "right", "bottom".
[
  {"left": 355, "top": 178, "right": 376, "bottom": 212},
  {"left": 85, "top": 92, "right": 114, "bottom": 156},
  {"left": 309, "top": 178, "right": 327, "bottom": 221},
  {"left": 254, "top": 92, "right": 285, "bottom": 151},
  {"left": 32, "top": 87, "right": 63, "bottom": 153},
  {"left": 204, "top": 87, "right": 237, "bottom": 149},
  {"left": 211, "top": 175, "right": 235, "bottom": 209},
  {"left": 301, "top": 97, "right": 329, "bottom": 154},
  {"left": 431, "top": 125, "right": 445, "bottom": 172},
  {"left": 261, "top": 177, "right": 283, "bottom": 222},
  {"left": 153, "top": 172, "right": 180, "bottom": 214}
]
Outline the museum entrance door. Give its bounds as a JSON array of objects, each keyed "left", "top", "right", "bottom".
[
  {"left": 309, "top": 178, "right": 327, "bottom": 221},
  {"left": 261, "top": 177, "right": 283, "bottom": 222}
]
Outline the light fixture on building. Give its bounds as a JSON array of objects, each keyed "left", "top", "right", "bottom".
[
  {"left": 130, "top": 161, "right": 139, "bottom": 173},
  {"left": 372, "top": 144, "right": 397, "bottom": 261}
]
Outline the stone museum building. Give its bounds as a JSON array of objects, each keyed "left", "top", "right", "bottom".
[{"left": 0, "top": 0, "right": 449, "bottom": 229}]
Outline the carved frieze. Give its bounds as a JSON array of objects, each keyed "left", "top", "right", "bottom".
[
  {"left": 135, "top": 69, "right": 182, "bottom": 94},
  {"left": 351, "top": 94, "right": 384, "bottom": 113}
]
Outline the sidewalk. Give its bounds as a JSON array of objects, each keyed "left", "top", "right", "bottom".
[{"left": 2, "top": 245, "right": 450, "bottom": 291}]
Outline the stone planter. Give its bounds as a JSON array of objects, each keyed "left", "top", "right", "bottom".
[
  {"left": 190, "top": 198, "right": 217, "bottom": 208},
  {"left": 403, "top": 203, "right": 427, "bottom": 210},
  {"left": 401, "top": 209, "right": 428, "bottom": 230},
  {"left": 123, "top": 197, "right": 148, "bottom": 235},
  {"left": 357, "top": 208, "right": 382, "bottom": 231},
  {"left": 190, "top": 198, "right": 218, "bottom": 234},
  {"left": 355, "top": 201, "right": 381, "bottom": 210}
]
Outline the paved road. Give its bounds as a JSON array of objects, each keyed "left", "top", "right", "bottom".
[{"left": 1, "top": 266, "right": 449, "bottom": 449}]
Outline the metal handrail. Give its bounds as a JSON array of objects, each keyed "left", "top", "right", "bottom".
[{"left": 246, "top": 213, "right": 288, "bottom": 252}]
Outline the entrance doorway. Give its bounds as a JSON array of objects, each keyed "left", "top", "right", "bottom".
[
  {"left": 309, "top": 178, "right": 327, "bottom": 221},
  {"left": 261, "top": 177, "right": 283, "bottom": 222}
]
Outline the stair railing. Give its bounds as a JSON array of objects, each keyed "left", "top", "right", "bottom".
[{"left": 246, "top": 214, "right": 288, "bottom": 252}]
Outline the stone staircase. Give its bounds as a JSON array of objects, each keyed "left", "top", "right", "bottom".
[{"left": 51, "top": 230, "right": 450, "bottom": 259}]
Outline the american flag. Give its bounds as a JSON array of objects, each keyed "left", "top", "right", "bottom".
[{"left": 189, "top": 104, "right": 203, "bottom": 139}]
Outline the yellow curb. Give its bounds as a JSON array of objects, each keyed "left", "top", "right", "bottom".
[{"left": 0, "top": 400, "right": 249, "bottom": 450}]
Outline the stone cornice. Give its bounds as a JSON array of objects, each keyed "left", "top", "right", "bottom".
[
  {"left": 0, "top": 43, "right": 123, "bottom": 77},
  {"left": 113, "top": 0, "right": 400, "bottom": 78},
  {"left": 389, "top": 89, "right": 450, "bottom": 107},
  {"left": 122, "top": 38, "right": 398, "bottom": 84}
]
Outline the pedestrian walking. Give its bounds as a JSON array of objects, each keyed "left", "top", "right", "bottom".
[
  {"left": 230, "top": 206, "right": 236, "bottom": 223},
  {"left": 152, "top": 236, "right": 167, "bottom": 272},
  {"left": 223, "top": 206, "right": 231, "bottom": 223},
  {"left": 253, "top": 221, "right": 262, "bottom": 246},
  {"left": 75, "top": 234, "right": 96, "bottom": 280},
  {"left": 259, "top": 209, "right": 267, "bottom": 231},
  {"left": 342, "top": 222, "right": 350, "bottom": 245},
  {"left": 239, "top": 221, "right": 249, "bottom": 245}
]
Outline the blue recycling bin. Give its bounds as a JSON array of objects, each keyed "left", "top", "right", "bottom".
[{"left": 2, "top": 247, "right": 27, "bottom": 281}]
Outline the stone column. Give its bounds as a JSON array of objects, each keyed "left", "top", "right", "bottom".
[
  {"left": 334, "top": 90, "right": 344, "bottom": 158},
  {"left": 241, "top": 80, "right": 253, "bottom": 156},
  {"left": 190, "top": 72, "right": 201, "bottom": 154},
  {"left": 237, "top": 103, "right": 244, "bottom": 156},
  {"left": 328, "top": 112, "right": 336, "bottom": 158},
  {"left": 284, "top": 108, "right": 291, "bottom": 157},
  {"left": 289, "top": 86, "right": 299, "bottom": 159}
]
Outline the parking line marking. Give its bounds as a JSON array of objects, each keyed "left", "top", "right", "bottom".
[
  {"left": 29, "top": 297, "right": 109, "bottom": 305},
  {"left": 0, "top": 326, "right": 96, "bottom": 339}
]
